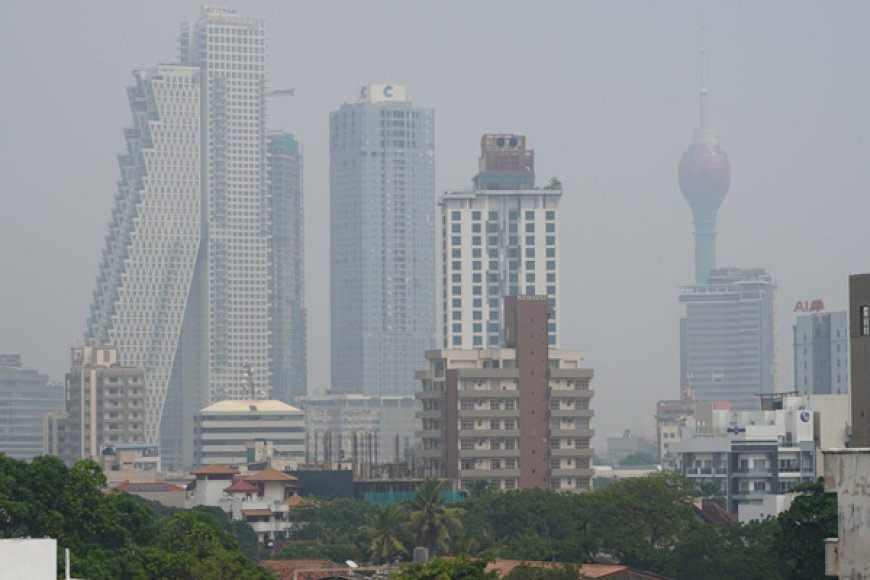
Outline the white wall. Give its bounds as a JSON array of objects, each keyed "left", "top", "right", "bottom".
[{"left": 0, "top": 538, "right": 56, "bottom": 580}]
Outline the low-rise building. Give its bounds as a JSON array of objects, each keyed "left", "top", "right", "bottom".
[
  {"left": 416, "top": 296, "right": 595, "bottom": 493},
  {"left": 194, "top": 399, "right": 305, "bottom": 467},
  {"left": 51, "top": 346, "right": 145, "bottom": 463},
  {"left": 186, "top": 464, "right": 301, "bottom": 546},
  {"left": 674, "top": 394, "right": 849, "bottom": 517}
]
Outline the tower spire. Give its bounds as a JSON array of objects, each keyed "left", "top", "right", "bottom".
[{"left": 700, "top": 26, "right": 708, "bottom": 129}]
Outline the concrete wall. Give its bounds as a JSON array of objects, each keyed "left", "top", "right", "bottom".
[
  {"left": 823, "top": 449, "right": 870, "bottom": 578},
  {"left": 0, "top": 538, "right": 56, "bottom": 580}
]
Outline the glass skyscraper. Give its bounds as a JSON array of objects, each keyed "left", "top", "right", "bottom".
[{"left": 329, "top": 84, "right": 436, "bottom": 397}]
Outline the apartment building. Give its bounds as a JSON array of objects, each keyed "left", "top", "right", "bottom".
[{"left": 416, "top": 296, "right": 594, "bottom": 492}]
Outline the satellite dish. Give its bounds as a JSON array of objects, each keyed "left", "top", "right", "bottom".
[{"left": 346, "top": 560, "right": 359, "bottom": 569}]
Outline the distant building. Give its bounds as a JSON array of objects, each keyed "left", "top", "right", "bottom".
[
  {"left": 299, "top": 394, "right": 417, "bottom": 464},
  {"left": 849, "top": 273, "right": 870, "bottom": 447},
  {"left": 0, "top": 355, "right": 63, "bottom": 460},
  {"left": 441, "top": 134, "right": 561, "bottom": 350},
  {"left": 109, "top": 481, "right": 186, "bottom": 508},
  {"left": 679, "top": 268, "right": 778, "bottom": 410},
  {"left": 194, "top": 399, "right": 305, "bottom": 467},
  {"left": 606, "top": 430, "right": 658, "bottom": 465},
  {"left": 416, "top": 296, "right": 595, "bottom": 493},
  {"left": 98, "top": 442, "right": 161, "bottom": 482},
  {"left": 794, "top": 309, "right": 849, "bottom": 395},
  {"left": 54, "top": 346, "right": 145, "bottom": 463},
  {"left": 269, "top": 132, "right": 307, "bottom": 402},
  {"left": 329, "top": 84, "right": 436, "bottom": 397}
]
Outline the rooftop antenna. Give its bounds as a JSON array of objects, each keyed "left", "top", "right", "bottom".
[{"left": 700, "top": 25, "right": 708, "bottom": 129}]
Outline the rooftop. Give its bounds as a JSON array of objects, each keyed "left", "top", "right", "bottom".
[
  {"left": 199, "top": 399, "right": 303, "bottom": 414},
  {"left": 191, "top": 464, "right": 239, "bottom": 476},
  {"left": 243, "top": 468, "right": 299, "bottom": 483}
]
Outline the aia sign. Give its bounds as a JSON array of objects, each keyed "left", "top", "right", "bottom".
[{"left": 794, "top": 299, "right": 825, "bottom": 313}]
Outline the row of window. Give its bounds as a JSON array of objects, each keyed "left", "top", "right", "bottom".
[{"left": 450, "top": 210, "right": 556, "bottom": 222}]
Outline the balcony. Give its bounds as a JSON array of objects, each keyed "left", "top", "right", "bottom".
[
  {"left": 459, "top": 448, "right": 521, "bottom": 459},
  {"left": 551, "top": 447, "right": 590, "bottom": 457},
  {"left": 551, "top": 428, "right": 594, "bottom": 438},
  {"left": 550, "top": 408, "right": 593, "bottom": 418},
  {"left": 732, "top": 467, "right": 773, "bottom": 477},
  {"left": 417, "top": 410, "right": 443, "bottom": 419}
]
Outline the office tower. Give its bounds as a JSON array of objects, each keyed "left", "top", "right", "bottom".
[
  {"left": 679, "top": 268, "right": 777, "bottom": 410},
  {"left": 56, "top": 346, "right": 146, "bottom": 463},
  {"left": 269, "top": 132, "right": 307, "bottom": 401},
  {"left": 679, "top": 55, "right": 730, "bottom": 284},
  {"left": 850, "top": 273, "right": 870, "bottom": 446},
  {"left": 330, "top": 84, "right": 436, "bottom": 396},
  {"left": 794, "top": 309, "right": 849, "bottom": 395},
  {"left": 417, "top": 296, "right": 595, "bottom": 492},
  {"left": 86, "top": 8, "right": 270, "bottom": 470},
  {"left": 441, "top": 134, "right": 560, "bottom": 349},
  {"left": 0, "top": 355, "right": 63, "bottom": 460}
]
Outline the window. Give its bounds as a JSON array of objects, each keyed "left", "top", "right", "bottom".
[
  {"left": 550, "top": 438, "right": 560, "bottom": 449},
  {"left": 461, "top": 460, "right": 475, "bottom": 470},
  {"left": 472, "top": 210, "right": 481, "bottom": 220},
  {"left": 546, "top": 235, "right": 556, "bottom": 245},
  {"left": 525, "top": 248, "right": 535, "bottom": 258},
  {"left": 504, "top": 419, "right": 516, "bottom": 430},
  {"left": 461, "top": 419, "right": 474, "bottom": 430},
  {"left": 546, "top": 210, "right": 555, "bottom": 220},
  {"left": 472, "top": 223, "right": 481, "bottom": 233},
  {"left": 452, "top": 311, "right": 461, "bottom": 320},
  {"left": 452, "top": 323, "right": 462, "bottom": 333},
  {"left": 490, "top": 459, "right": 501, "bottom": 470},
  {"left": 451, "top": 223, "right": 461, "bottom": 233},
  {"left": 525, "top": 223, "right": 535, "bottom": 232},
  {"left": 461, "top": 439, "right": 474, "bottom": 450},
  {"left": 452, "top": 298, "right": 461, "bottom": 308},
  {"left": 452, "top": 336, "right": 462, "bottom": 346},
  {"left": 473, "top": 261, "right": 482, "bottom": 271},
  {"left": 525, "top": 235, "right": 535, "bottom": 245},
  {"left": 504, "top": 400, "right": 515, "bottom": 410},
  {"left": 452, "top": 273, "right": 461, "bottom": 283},
  {"left": 862, "top": 305, "right": 870, "bottom": 336},
  {"left": 546, "top": 247, "right": 556, "bottom": 258},
  {"left": 451, "top": 211, "right": 461, "bottom": 220},
  {"left": 525, "top": 210, "right": 535, "bottom": 220},
  {"left": 461, "top": 399, "right": 473, "bottom": 410},
  {"left": 473, "top": 273, "right": 482, "bottom": 283},
  {"left": 452, "top": 248, "right": 461, "bottom": 258},
  {"left": 546, "top": 223, "right": 555, "bottom": 233},
  {"left": 505, "top": 459, "right": 516, "bottom": 470},
  {"left": 488, "top": 211, "right": 498, "bottom": 221},
  {"left": 452, "top": 236, "right": 461, "bottom": 245},
  {"left": 473, "top": 248, "right": 482, "bottom": 258}
]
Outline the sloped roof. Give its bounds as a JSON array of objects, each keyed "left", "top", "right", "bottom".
[
  {"left": 485, "top": 560, "right": 670, "bottom": 579},
  {"left": 241, "top": 508, "right": 273, "bottom": 518},
  {"left": 114, "top": 481, "right": 186, "bottom": 493},
  {"left": 285, "top": 493, "right": 306, "bottom": 507},
  {"left": 191, "top": 464, "right": 239, "bottom": 476},
  {"left": 243, "top": 467, "right": 299, "bottom": 482},
  {"left": 693, "top": 500, "right": 737, "bottom": 526},
  {"left": 224, "top": 480, "right": 259, "bottom": 493}
]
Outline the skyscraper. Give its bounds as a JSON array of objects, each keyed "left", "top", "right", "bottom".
[
  {"left": 330, "top": 84, "right": 436, "bottom": 397},
  {"left": 849, "top": 273, "right": 870, "bottom": 447},
  {"left": 441, "top": 134, "right": 560, "bottom": 349},
  {"left": 269, "top": 132, "right": 307, "bottom": 401},
  {"left": 679, "top": 268, "right": 777, "bottom": 410},
  {"left": 87, "top": 8, "right": 271, "bottom": 469},
  {"left": 678, "top": 53, "right": 730, "bottom": 284}
]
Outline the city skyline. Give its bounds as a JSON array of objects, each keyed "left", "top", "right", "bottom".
[{"left": 2, "top": 1, "right": 870, "bottom": 443}]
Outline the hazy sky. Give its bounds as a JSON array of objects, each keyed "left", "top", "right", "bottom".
[{"left": 2, "top": 1, "right": 869, "bottom": 443}]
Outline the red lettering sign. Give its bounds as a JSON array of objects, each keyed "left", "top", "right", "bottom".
[{"left": 794, "top": 299, "right": 825, "bottom": 313}]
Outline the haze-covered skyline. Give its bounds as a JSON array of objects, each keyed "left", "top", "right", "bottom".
[{"left": 2, "top": 1, "right": 869, "bottom": 441}]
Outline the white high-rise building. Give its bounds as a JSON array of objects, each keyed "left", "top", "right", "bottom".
[
  {"left": 329, "top": 84, "right": 436, "bottom": 397},
  {"left": 87, "top": 8, "right": 271, "bottom": 470},
  {"left": 441, "top": 134, "right": 560, "bottom": 349}
]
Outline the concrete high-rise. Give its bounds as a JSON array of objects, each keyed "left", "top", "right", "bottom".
[
  {"left": 794, "top": 310, "right": 849, "bottom": 396},
  {"left": 679, "top": 268, "right": 778, "bottom": 410},
  {"left": 86, "top": 8, "right": 270, "bottom": 470},
  {"left": 269, "top": 132, "right": 307, "bottom": 402},
  {"left": 330, "top": 84, "right": 436, "bottom": 397},
  {"left": 849, "top": 273, "right": 870, "bottom": 447},
  {"left": 416, "top": 296, "right": 594, "bottom": 492},
  {"left": 441, "top": 134, "right": 560, "bottom": 349},
  {"left": 679, "top": 54, "right": 730, "bottom": 284}
]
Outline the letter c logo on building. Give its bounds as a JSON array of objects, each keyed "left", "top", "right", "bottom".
[{"left": 383, "top": 85, "right": 393, "bottom": 98}]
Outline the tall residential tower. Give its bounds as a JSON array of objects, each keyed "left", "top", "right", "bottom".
[
  {"left": 441, "top": 134, "right": 560, "bottom": 349},
  {"left": 329, "top": 84, "right": 436, "bottom": 397},
  {"left": 86, "top": 8, "right": 273, "bottom": 469}
]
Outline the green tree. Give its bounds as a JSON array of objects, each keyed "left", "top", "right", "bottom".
[
  {"left": 289, "top": 497, "right": 372, "bottom": 546},
  {"left": 363, "top": 504, "right": 410, "bottom": 563},
  {"left": 391, "top": 554, "right": 498, "bottom": 580},
  {"left": 408, "top": 480, "right": 462, "bottom": 555},
  {"left": 695, "top": 480, "right": 726, "bottom": 509},
  {"left": 772, "top": 479, "right": 836, "bottom": 580}
]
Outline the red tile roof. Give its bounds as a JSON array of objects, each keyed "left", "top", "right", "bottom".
[
  {"left": 224, "top": 480, "right": 259, "bottom": 493},
  {"left": 486, "top": 560, "right": 670, "bottom": 579},
  {"left": 242, "top": 467, "right": 299, "bottom": 482},
  {"left": 114, "top": 481, "right": 186, "bottom": 493}
]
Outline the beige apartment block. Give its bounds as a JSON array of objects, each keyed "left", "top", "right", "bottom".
[{"left": 417, "top": 296, "right": 594, "bottom": 493}]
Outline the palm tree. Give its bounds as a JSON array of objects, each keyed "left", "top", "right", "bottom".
[
  {"left": 696, "top": 480, "right": 726, "bottom": 508},
  {"left": 362, "top": 504, "right": 410, "bottom": 564},
  {"left": 408, "top": 479, "right": 462, "bottom": 555}
]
